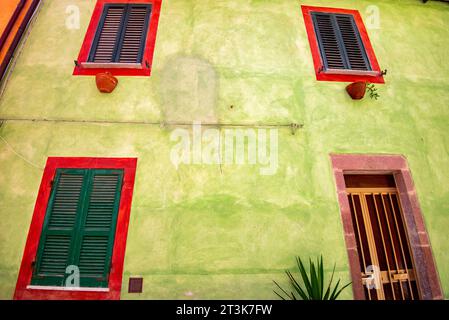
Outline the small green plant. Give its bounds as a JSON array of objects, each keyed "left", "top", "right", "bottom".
[
  {"left": 366, "top": 83, "right": 380, "bottom": 100},
  {"left": 273, "top": 256, "right": 351, "bottom": 300}
]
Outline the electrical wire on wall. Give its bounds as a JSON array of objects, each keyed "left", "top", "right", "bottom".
[{"left": 0, "top": 133, "right": 44, "bottom": 170}]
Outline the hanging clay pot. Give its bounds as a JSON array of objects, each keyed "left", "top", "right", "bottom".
[
  {"left": 95, "top": 72, "right": 118, "bottom": 93},
  {"left": 346, "top": 81, "right": 367, "bottom": 100}
]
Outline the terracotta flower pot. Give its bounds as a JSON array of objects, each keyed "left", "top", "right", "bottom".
[
  {"left": 346, "top": 81, "right": 367, "bottom": 100},
  {"left": 95, "top": 72, "right": 118, "bottom": 93}
]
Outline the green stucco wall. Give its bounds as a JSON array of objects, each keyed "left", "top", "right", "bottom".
[{"left": 0, "top": 0, "right": 448, "bottom": 299}]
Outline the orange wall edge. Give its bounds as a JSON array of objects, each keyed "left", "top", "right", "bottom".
[{"left": 0, "top": 0, "right": 41, "bottom": 82}]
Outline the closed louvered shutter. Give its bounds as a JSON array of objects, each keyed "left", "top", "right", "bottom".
[
  {"left": 31, "top": 170, "right": 87, "bottom": 286},
  {"left": 90, "top": 6, "right": 126, "bottom": 63},
  {"left": 118, "top": 6, "right": 151, "bottom": 63},
  {"left": 88, "top": 4, "right": 152, "bottom": 64},
  {"left": 31, "top": 169, "right": 123, "bottom": 288},
  {"left": 75, "top": 170, "right": 123, "bottom": 288},
  {"left": 311, "top": 12, "right": 371, "bottom": 71}
]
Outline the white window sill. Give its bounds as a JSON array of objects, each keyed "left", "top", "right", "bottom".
[
  {"left": 321, "top": 68, "right": 381, "bottom": 77},
  {"left": 80, "top": 62, "right": 142, "bottom": 69},
  {"left": 26, "top": 285, "right": 109, "bottom": 292}
]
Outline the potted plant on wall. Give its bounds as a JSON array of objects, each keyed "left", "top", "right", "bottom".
[
  {"left": 95, "top": 72, "right": 118, "bottom": 93},
  {"left": 346, "top": 81, "right": 379, "bottom": 100}
]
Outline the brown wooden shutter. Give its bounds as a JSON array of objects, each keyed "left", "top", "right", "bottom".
[
  {"left": 118, "top": 6, "right": 151, "bottom": 63},
  {"left": 345, "top": 175, "right": 420, "bottom": 300},
  {"left": 90, "top": 6, "right": 126, "bottom": 63}
]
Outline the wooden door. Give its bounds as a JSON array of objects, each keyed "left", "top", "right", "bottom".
[{"left": 345, "top": 175, "right": 420, "bottom": 300}]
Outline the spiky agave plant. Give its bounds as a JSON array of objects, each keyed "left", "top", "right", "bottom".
[{"left": 273, "top": 256, "right": 351, "bottom": 300}]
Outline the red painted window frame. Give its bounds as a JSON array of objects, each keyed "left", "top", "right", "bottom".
[
  {"left": 14, "top": 157, "right": 137, "bottom": 300},
  {"left": 301, "top": 6, "right": 384, "bottom": 84},
  {"left": 73, "top": 0, "right": 162, "bottom": 76},
  {"left": 330, "top": 154, "right": 443, "bottom": 300}
]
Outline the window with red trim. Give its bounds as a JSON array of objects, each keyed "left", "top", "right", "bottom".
[
  {"left": 73, "top": 0, "right": 162, "bottom": 76},
  {"left": 14, "top": 157, "right": 137, "bottom": 300},
  {"left": 301, "top": 6, "right": 384, "bottom": 84}
]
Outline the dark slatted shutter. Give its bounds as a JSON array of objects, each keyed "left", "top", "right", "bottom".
[
  {"left": 312, "top": 12, "right": 371, "bottom": 71},
  {"left": 335, "top": 15, "right": 370, "bottom": 70},
  {"left": 312, "top": 13, "right": 346, "bottom": 69},
  {"left": 90, "top": 6, "right": 126, "bottom": 63},
  {"left": 118, "top": 6, "right": 151, "bottom": 63},
  {"left": 89, "top": 4, "right": 152, "bottom": 64},
  {"left": 32, "top": 169, "right": 123, "bottom": 288}
]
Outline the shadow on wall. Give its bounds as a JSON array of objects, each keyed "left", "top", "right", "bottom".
[{"left": 160, "top": 56, "right": 219, "bottom": 124}]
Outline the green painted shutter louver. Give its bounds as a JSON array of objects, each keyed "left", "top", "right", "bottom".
[
  {"left": 311, "top": 12, "right": 371, "bottom": 71},
  {"left": 88, "top": 4, "right": 152, "bottom": 64},
  {"left": 31, "top": 169, "right": 123, "bottom": 288},
  {"left": 76, "top": 171, "right": 123, "bottom": 287},
  {"left": 31, "top": 170, "right": 86, "bottom": 287}
]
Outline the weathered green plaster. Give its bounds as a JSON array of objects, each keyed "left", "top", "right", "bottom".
[{"left": 0, "top": 0, "right": 448, "bottom": 299}]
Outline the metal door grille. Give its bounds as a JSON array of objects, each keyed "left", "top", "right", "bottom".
[{"left": 347, "top": 187, "right": 420, "bottom": 300}]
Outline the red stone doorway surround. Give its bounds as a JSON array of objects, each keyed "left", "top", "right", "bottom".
[{"left": 330, "top": 154, "right": 443, "bottom": 300}]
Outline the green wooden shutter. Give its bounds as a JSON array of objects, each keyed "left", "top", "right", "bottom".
[
  {"left": 31, "top": 169, "right": 123, "bottom": 288},
  {"left": 74, "top": 170, "right": 123, "bottom": 288},
  {"left": 32, "top": 169, "right": 89, "bottom": 286},
  {"left": 311, "top": 12, "right": 371, "bottom": 71}
]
